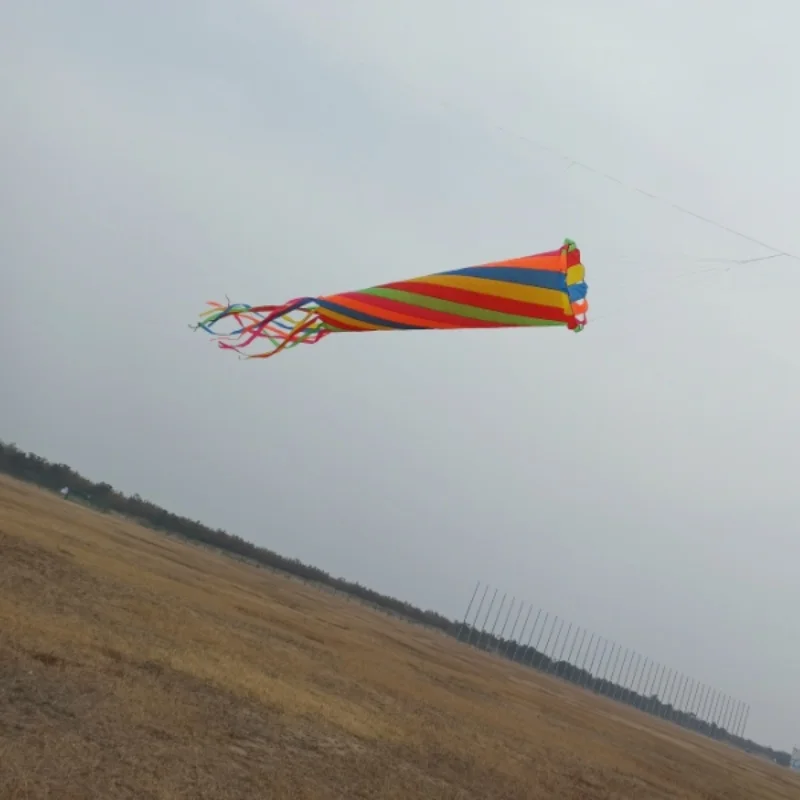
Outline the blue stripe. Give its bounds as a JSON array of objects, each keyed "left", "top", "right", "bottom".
[
  {"left": 567, "top": 282, "right": 588, "bottom": 302},
  {"left": 440, "top": 266, "right": 568, "bottom": 291},
  {"left": 315, "top": 298, "right": 424, "bottom": 330}
]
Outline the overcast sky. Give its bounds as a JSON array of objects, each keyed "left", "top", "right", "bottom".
[{"left": 3, "top": 0, "right": 799, "bottom": 749}]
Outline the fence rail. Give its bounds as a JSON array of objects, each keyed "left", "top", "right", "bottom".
[{"left": 456, "top": 580, "right": 750, "bottom": 743}]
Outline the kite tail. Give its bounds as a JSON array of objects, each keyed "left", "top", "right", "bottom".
[{"left": 195, "top": 298, "right": 330, "bottom": 359}]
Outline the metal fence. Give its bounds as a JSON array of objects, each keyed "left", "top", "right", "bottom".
[{"left": 456, "top": 580, "right": 750, "bottom": 742}]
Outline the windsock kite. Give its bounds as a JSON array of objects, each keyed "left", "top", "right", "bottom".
[{"left": 196, "top": 239, "right": 589, "bottom": 360}]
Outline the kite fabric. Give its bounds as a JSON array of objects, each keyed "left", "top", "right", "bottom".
[{"left": 196, "top": 238, "right": 589, "bottom": 360}]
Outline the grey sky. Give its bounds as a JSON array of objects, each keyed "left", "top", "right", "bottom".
[{"left": 3, "top": 1, "right": 799, "bottom": 748}]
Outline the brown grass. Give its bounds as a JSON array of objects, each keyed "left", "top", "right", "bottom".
[{"left": 0, "top": 475, "right": 796, "bottom": 799}]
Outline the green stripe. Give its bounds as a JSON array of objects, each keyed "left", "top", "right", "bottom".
[{"left": 362, "top": 287, "right": 563, "bottom": 327}]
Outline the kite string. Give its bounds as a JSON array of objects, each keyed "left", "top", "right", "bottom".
[
  {"left": 487, "top": 126, "right": 800, "bottom": 262},
  {"left": 377, "top": 69, "right": 800, "bottom": 264},
  {"left": 551, "top": 151, "right": 798, "bottom": 261}
]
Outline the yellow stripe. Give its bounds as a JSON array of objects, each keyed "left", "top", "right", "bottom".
[
  {"left": 566, "top": 263, "right": 585, "bottom": 286},
  {"left": 414, "top": 274, "right": 571, "bottom": 313},
  {"left": 317, "top": 307, "right": 393, "bottom": 332}
]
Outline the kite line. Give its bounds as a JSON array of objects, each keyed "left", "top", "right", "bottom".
[{"left": 383, "top": 68, "right": 800, "bottom": 265}]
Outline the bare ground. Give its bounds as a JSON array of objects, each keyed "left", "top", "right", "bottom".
[{"left": 0, "top": 476, "right": 796, "bottom": 799}]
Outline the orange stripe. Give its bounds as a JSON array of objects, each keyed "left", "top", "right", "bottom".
[
  {"left": 480, "top": 244, "right": 582, "bottom": 272},
  {"left": 480, "top": 249, "right": 564, "bottom": 272}
]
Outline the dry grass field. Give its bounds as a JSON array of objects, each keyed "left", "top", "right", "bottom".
[{"left": 1, "top": 475, "right": 797, "bottom": 799}]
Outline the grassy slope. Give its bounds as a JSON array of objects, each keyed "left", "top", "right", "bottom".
[{"left": 0, "top": 475, "right": 797, "bottom": 799}]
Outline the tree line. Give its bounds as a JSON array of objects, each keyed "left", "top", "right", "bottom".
[
  {"left": 455, "top": 620, "right": 791, "bottom": 767},
  {"left": 0, "top": 438, "right": 790, "bottom": 768}
]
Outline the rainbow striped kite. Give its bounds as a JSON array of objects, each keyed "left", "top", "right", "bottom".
[{"left": 196, "top": 239, "right": 589, "bottom": 360}]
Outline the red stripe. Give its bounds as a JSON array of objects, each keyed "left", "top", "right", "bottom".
[
  {"left": 340, "top": 291, "right": 505, "bottom": 328},
  {"left": 316, "top": 312, "right": 373, "bottom": 333},
  {"left": 383, "top": 281, "right": 571, "bottom": 323}
]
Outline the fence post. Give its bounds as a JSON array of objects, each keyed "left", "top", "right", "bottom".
[{"left": 456, "top": 581, "right": 481, "bottom": 642}]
